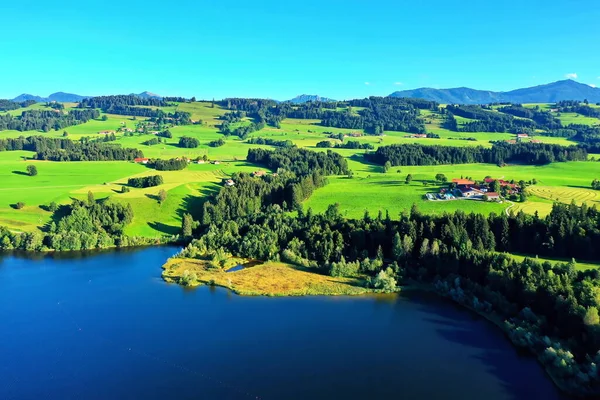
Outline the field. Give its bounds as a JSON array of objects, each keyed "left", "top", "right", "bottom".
[
  {"left": 1, "top": 100, "right": 599, "bottom": 237},
  {"left": 507, "top": 253, "right": 600, "bottom": 271},
  {"left": 305, "top": 162, "right": 600, "bottom": 218},
  {"left": 162, "top": 258, "right": 370, "bottom": 296}
]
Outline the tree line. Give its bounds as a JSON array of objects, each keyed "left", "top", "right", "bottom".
[
  {"left": 0, "top": 109, "right": 99, "bottom": 132},
  {"left": 316, "top": 140, "right": 374, "bottom": 150},
  {"left": 366, "top": 142, "right": 588, "bottom": 166},
  {"left": 246, "top": 137, "right": 295, "bottom": 148},
  {"left": 0, "top": 136, "right": 144, "bottom": 161},
  {"left": 0, "top": 99, "right": 36, "bottom": 111}
]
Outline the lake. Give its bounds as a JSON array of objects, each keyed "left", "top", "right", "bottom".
[{"left": 0, "top": 246, "right": 567, "bottom": 400}]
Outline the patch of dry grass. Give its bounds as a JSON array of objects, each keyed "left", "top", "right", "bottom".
[{"left": 162, "top": 258, "right": 370, "bottom": 296}]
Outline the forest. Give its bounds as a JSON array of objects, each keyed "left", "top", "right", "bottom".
[
  {"left": 0, "top": 198, "right": 142, "bottom": 252},
  {"left": 217, "top": 97, "right": 430, "bottom": 136},
  {"left": 0, "top": 136, "right": 143, "bottom": 161},
  {"left": 366, "top": 142, "right": 588, "bottom": 166},
  {"left": 0, "top": 99, "right": 36, "bottom": 111},
  {"left": 0, "top": 109, "right": 99, "bottom": 132}
]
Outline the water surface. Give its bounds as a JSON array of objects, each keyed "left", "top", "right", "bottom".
[{"left": 0, "top": 247, "right": 566, "bottom": 400}]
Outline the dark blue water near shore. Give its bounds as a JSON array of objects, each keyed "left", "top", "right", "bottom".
[{"left": 0, "top": 247, "right": 567, "bottom": 400}]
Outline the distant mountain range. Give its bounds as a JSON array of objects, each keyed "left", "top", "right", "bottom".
[
  {"left": 286, "top": 94, "right": 336, "bottom": 104},
  {"left": 389, "top": 80, "right": 600, "bottom": 104},
  {"left": 10, "top": 91, "right": 161, "bottom": 103},
  {"left": 12, "top": 92, "right": 89, "bottom": 103},
  {"left": 8, "top": 81, "right": 600, "bottom": 105}
]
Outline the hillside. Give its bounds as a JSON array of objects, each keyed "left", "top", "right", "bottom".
[{"left": 390, "top": 80, "right": 600, "bottom": 104}]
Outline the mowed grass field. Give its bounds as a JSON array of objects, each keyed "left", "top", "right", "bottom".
[
  {"left": 1, "top": 101, "right": 598, "bottom": 236},
  {"left": 0, "top": 146, "right": 257, "bottom": 235},
  {"left": 305, "top": 162, "right": 600, "bottom": 218}
]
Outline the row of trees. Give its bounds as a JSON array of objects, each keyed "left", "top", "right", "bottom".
[
  {"left": 366, "top": 142, "right": 588, "bottom": 166},
  {"left": 0, "top": 109, "right": 99, "bottom": 132},
  {"left": 316, "top": 140, "right": 374, "bottom": 150},
  {"left": 151, "top": 158, "right": 188, "bottom": 171},
  {"left": 246, "top": 137, "right": 294, "bottom": 148},
  {"left": 0, "top": 99, "right": 36, "bottom": 111}
]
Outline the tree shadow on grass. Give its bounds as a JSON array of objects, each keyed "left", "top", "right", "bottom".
[
  {"left": 175, "top": 183, "right": 221, "bottom": 221},
  {"left": 565, "top": 185, "right": 595, "bottom": 190},
  {"left": 348, "top": 154, "right": 382, "bottom": 174},
  {"left": 39, "top": 204, "right": 71, "bottom": 232},
  {"left": 11, "top": 170, "right": 29, "bottom": 176},
  {"left": 147, "top": 221, "right": 180, "bottom": 235},
  {"left": 145, "top": 193, "right": 160, "bottom": 202}
]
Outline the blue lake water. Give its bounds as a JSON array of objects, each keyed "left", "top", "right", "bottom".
[{"left": 0, "top": 246, "right": 567, "bottom": 400}]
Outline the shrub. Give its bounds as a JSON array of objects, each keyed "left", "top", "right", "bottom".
[{"left": 27, "top": 165, "right": 37, "bottom": 176}]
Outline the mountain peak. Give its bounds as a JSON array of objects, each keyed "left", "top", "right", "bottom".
[
  {"left": 287, "top": 94, "right": 335, "bottom": 104},
  {"left": 134, "top": 91, "right": 162, "bottom": 99}
]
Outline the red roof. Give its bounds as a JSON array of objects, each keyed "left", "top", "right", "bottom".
[
  {"left": 134, "top": 158, "right": 149, "bottom": 162},
  {"left": 486, "top": 192, "right": 500, "bottom": 197},
  {"left": 452, "top": 179, "right": 475, "bottom": 185}
]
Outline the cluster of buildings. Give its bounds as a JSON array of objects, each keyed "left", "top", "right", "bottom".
[
  {"left": 404, "top": 133, "right": 428, "bottom": 139},
  {"left": 426, "top": 177, "right": 522, "bottom": 203},
  {"left": 224, "top": 170, "right": 271, "bottom": 187},
  {"left": 504, "top": 133, "right": 542, "bottom": 145}
]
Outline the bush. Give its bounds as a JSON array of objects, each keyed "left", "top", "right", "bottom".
[
  {"left": 208, "top": 138, "right": 226, "bottom": 147},
  {"left": 15, "top": 202, "right": 25, "bottom": 209},
  {"left": 27, "top": 165, "right": 37, "bottom": 176}
]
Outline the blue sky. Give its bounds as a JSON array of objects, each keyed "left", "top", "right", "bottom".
[{"left": 1, "top": 0, "right": 599, "bottom": 100}]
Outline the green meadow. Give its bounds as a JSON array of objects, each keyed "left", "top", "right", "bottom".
[
  {"left": 1, "top": 100, "right": 598, "bottom": 237},
  {"left": 304, "top": 162, "right": 600, "bottom": 218}
]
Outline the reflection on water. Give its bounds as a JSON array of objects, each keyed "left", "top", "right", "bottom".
[{"left": 0, "top": 247, "right": 566, "bottom": 400}]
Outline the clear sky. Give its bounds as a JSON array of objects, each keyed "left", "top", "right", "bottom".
[{"left": 1, "top": 0, "right": 599, "bottom": 100}]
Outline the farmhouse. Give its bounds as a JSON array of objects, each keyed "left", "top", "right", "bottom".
[
  {"left": 134, "top": 158, "right": 149, "bottom": 164},
  {"left": 253, "top": 170, "right": 266, "bottom": 177},
  {"left": 225, "top": 179, "right": 235, "bottom": 187},
  {"left": 459, "top": 187, "right": 484, "bottom": 197},
  {"left": 98, "top": 130, "right": 115, "bottom": 135},
  {"left": 517, "top": 133, "right": 529, "bottom": 139}
]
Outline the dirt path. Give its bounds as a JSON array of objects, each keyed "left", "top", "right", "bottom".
[{"left": 505, "top": 200, "right": 515, "bottom": 216}]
